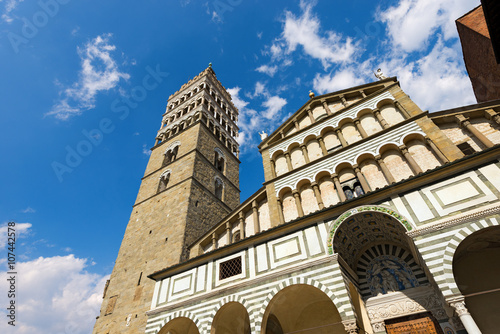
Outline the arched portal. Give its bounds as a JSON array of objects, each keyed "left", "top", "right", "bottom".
[
  {"left": 261, "top": 284, "right": 346, "bottom": 334},
  {"left": 453, "top": 225, "right": 500, "bottom": 333},
  {"left": 329, "top": 207, "right": 445, "bottom": 333},
  {"left": 211, "top": 302, "right": 250, "bottom": 334},
  {"left": 158, "top": 317, "right": 200, "bottom": 334}
]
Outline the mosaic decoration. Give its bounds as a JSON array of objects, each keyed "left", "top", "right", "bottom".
[
  {"left": 365, "top": 255, "right": 418, "bottom": 296},
  {"left": 327, "top": 205, "right": 412, "bottom": 255}
]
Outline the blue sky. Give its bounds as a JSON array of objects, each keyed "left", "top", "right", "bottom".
[{"left": 0, "top": 0, "right": 479, "bottom": 332}]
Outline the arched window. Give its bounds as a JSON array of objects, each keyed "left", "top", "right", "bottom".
[
  {"left": 233, "top": 231, "right": 241, "bottom": 243},
  {"left": 163, "top": 142, "right": 180, "bottom": 166},
  {"left": 341, "top": 178, "right": 364, "bottom": 200},
  {"left": 157, "top": 170, "right": 171, "bottom": 193},
  {"left": 214, "top": 148, "right": 225, "bottom": 173},
  {"left": 215, "top": 177, "right": 224, "bottom": 200}
]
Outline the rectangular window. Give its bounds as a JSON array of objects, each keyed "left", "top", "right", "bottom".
[
  {"left": 219, "top": 256, "right": 242, "bottom": 280},
  {"left": 457, "top": 142, "right": 475, "bottom": 156}
]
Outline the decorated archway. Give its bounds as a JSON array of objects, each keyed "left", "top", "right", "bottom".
[{"left": 327, "top": 206, "right": 446, "bottom": 333}]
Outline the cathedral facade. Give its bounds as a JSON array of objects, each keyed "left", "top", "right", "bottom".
[{"left": 93, "top": 66, "right": 500, "bottom": 334}]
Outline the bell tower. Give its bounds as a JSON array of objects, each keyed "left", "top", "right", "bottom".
[{"left": 92, "top": 65, "right": 240, "bottom": 333}]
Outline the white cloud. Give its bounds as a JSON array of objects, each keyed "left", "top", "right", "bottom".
[
  {"left": 256, "top": 64, "right": 278, "bottom": 77},
  {"left": 47, "top": 34, "right": 130, "bottom": 120},
  {"left": 313, "top": 68, "right": 366, "bottom": 95},
  {"left": 0, "top": 255, "right": 108, "bottom": 334},
  {"left": 262, "top": 95, "right": 287, "bottom": 120},
  {"left": 142, "top": 144, "right": 151, "bottom": 156},
  {"left": 253, "top": 81, "right": 268, "bottom": 97},
  {"left": 384, "top": 39, "right": 476, "bottom": 111},
  {"left": 228, "top": 87, "right": 286, "bottom": 151},
  {"left": 378, "top": 0, "right": 480, "bottom": 52},
  {"left": 22, "top": 207, "right": 36, "bottom": 213},
  {"left": 0, "top": 222, "right": 31, "bottom": 249},
  {"left": 277, "top": 0, "right": 359, "bottom": 69},
  {"left": 1, "top": 0, "right": 24, "bottom": 23}
]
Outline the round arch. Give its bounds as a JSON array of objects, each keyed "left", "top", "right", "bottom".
[
  {"left": 451, "top": 224, "right": 500, "bottom": 333},
  {"left": 256, "top": 280, "right": 348, "bottom": 334},
  {"left": 158, "top": 315, "right": 200, "bottom": 334},
  {"left": 210, "top": 301, "right": 251, "bottom": 334},
  {"left": 327, "top": 206, "right": 414, "bottom": 255},
  {"left": 439, "top": 218, "right": 500, "bottom": 297}
]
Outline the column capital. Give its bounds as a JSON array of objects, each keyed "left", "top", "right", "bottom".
[
  {"left": 448, "top": 296, "right": 470, "bottom": 316},
  {"left": 342, "top": 320, "right": 359, "bottom": 334},
  {"left": 372, "top": 321, "right": 385, "bottom": 333},
  {"left": 292, "top": 189, "right": 300, "bottom": 197},
  {"left": 311, "top": 181, "right": 319, "bottom": 188},
  {"left": 455, "top": 114, "right": 469, "bottom": 127},
  {"left": 238, "top": 211, "right": 244, "bottom": 219}
]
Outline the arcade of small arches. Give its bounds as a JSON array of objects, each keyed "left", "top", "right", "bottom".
[
  {"left": 269, "top": 104, "right": 447, "bottom": 180},
  {"left": 167, "top": 80, "right": 237, "bottom": 124},
  {"left": 155, "top": 210, "right": 500, "bottom": 334},
  {"left": 157, "top": 81, "right": 238, "bottom": 142},
  {"left": 269, "top": 98, "right": 409, "bottom": 161},
  {"left": 275, "top": 134, "right": 444, "bottom": 224},
  {"left": 155, "top": 109, "right": 239, "bottom": 158}
]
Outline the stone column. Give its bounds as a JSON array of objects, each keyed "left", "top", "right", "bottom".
[
  {"left": 359, "top": 90, "right": 367, "bottom": 98},
  {"left": 252, "top": 200, "right": 260, "bottom": 234},
  {"left": 225, "top": 222, "right": 231, "bottom": 245},
  {"left": 353, "top": 165, "right": 371, "bottom": 193},
  {"left": 399, "top": 145, "right": 423, "bottom": 174},
  {"left": 238, "top": 211, "right": 245, "bottom": 239},
  {"left": 342, "top": 320, "right": 360, "bottom": 334},
  {"left": 340, "top": 95, "right": 348, "bottom": 107},
  {"left": 284, "top": 152, "right": 293, "bottom": 171},
  {"left": 317, "top": 136, "right": 328, "bottom": 156},
  {"left": 332, "top": 173, "right": 347, "bottom": 202},
  {"left": 300, "top": 144, "right": 310, "bottom": 163},
  {"left": 292, "top": 190, "right": 304, "bottom": 217},
  {"left": 306, "top": 108, "right": 315, "bottom": 123},
  {"left": 354, "top": 119, "right": 368, "bottom": 138},
  {"left": 449, "top": 298, "right": 483, "bottom": 334},
  {"left": 311, "top": 182, "right": 324, "bottom": 209},
  {"left": 394, "top": 100, "right": 411, "bottom": 118},
  {"left": 270, "top": 159, "right": 277, "bottom": 178},
  {"left": 212, "top": 233, "right": 217, "bottom": 250},
  {"left": 456, "top": 115, "right": 494, "bottom": 148},
  {"left": 336, "top": 129, "right": 348, "bottom": 147},
  {"left": 425, "top": 137, "right": 449, "bottom": 164},
  {"left": 373, "top": 109, "right": 389, "bottom": 129},
  {"left": 276, "top": 198, "right": 285, "bottom": 225},
  {"left": 321, "top": 99, "right": 332, "bottom": 115},
  {"left": 293, "top": 120, "right": 300, "bottom": 130},
  {"left": 375, "top": 155, "right": 396, "bottom": 184}
]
